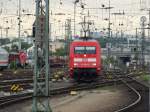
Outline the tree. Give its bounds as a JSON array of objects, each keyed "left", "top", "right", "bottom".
[
  {"left": 0, "top": 38, "right": 10, "bottom": 45},
  {"left": 11, "top": 44, "right": 18, "bottom": 52},
  {"left": 3, "top": 46, "right": 10, "bottom": 52},
  {"left": 96, "top": 37, "right": 107, "bottom": 48},
  {"left": 54, "top": 47, "right": 66, "bottom": 56},
  {"left": 21, "top": 42, "right": 32, "bottom": 50}
]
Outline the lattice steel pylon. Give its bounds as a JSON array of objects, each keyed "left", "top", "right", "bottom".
[{"left": 32, "top": 0, "right": 52, "bottom": 112}]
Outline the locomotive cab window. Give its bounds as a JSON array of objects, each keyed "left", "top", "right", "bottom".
[
  {"left": 74, "top": 47, "right": 85, "bottom": 54},
  {"left": 74, "top": 46, "right": 96, "bottom": 54},
  {"left": 86, "top": 47, "right": 96, "bottom": 54}
]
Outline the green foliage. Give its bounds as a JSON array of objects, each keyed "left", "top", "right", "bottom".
[
  {"left": 140, "top": 75, "right": 150, "bottom": 82},
  {"left": 54, "top": 47, "right": 66, "bottom": 56},
  {"left": 0, "top": 38, "right": 10, "bottom": 45},
  {"left": 10, "top": 42, "right": 32, "bottom": 52},
  {"left": 9, "top": 61, "right": 17, "bottom": 70},
  {"left": 53, "top": 48, "right": 66, "bottom": 56},
  {"left": 12, "top": 38, "right": 21, "bottom": 42},
  {"left": 11, "top": 38, "right": 32, "bottom": 50},
  {"left": 2, "top": 46, "right": 10, "bottom": 52},
  {"left": 21, "top": 42, "right": 32, "bottom": 50},
  {"left": 49, "top": 50, "right": 53, "bottom": 56},
  {"left": 103, "top": 57, "right": 116, "bottom": 65},
  {"left": 11, "top": 44, "right": 18, "bottom": 52},
  {"left": 96, "top": 38, "right": 107, "bottom": 48}
]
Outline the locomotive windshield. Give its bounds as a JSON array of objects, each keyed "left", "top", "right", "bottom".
[{"left": 74, "top": 46, "right": 96, "bottom": 54}]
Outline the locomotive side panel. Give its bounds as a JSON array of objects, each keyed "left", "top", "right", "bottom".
[{"left": 0, "top": 48, "right": 9, "bottom": 70}]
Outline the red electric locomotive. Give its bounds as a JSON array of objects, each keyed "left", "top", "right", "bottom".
[
  {"left": 69, "top": 38, "right": 101, "bottom": 81},
  {"left": 9, "top": 51, "right": 27, "bottom": 67}
]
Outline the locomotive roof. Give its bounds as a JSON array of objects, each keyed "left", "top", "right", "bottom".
[{"left": 73, "top": 38, "right": 98, "bottom": 42}]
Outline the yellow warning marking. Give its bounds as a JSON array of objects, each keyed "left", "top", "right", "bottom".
[
  {"left": 10, "top": 84, "right": 23, "bottom": 92},
  {"left": 13, "top": 84, "right": 19, "bottom": 91},
  {"left": 11, "top": 84, "right": 16, "bottom": 91}
]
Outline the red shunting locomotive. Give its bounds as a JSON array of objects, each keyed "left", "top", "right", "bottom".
[{"left": 69, "top": 38, "right": 101, "bottom": 81}]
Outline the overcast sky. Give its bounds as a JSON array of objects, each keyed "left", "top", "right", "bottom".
[{"left": 0, "top": 0, "right": 150, "bottom": 39}]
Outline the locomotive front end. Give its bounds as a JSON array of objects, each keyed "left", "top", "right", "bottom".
[{"left": 69, "top": 40, "right": 101, "bottom": 81}]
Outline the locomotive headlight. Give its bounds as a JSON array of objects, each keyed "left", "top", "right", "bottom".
[
  {"left": 92, "top": 63, "right": 96, "bottom": 66},
  {"left": 74, "top": 63, "right": 78, "bottom": 66},
  {"left": 74, "top": 58, "right": 82, "bottom": 62},
  {"left": 88, "top": 58, "right": 96, "bottom": 62}
]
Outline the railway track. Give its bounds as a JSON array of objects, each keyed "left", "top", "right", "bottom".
[
  {"left": 0, "top": 69, "right": 33, "bottom": 80},
  {"left": 0, "top": 68, "right": 66, "bottom": 92},
  {"left": 0, "top": 77, "right": 125, "bottom": 92},
  {"left": 0, "top": 69, "right": 143, "bottom": 92},
  {"left": 0, "top": 92, "right": 32, "bottom": 108},
  {"left": 0, "top": 67, "right": 65, "bottom": 80},
  {"left": 0, "top": 78, "right": 43, "bottom": 92},
  {"left": 0, "top": 78, "right": 120, "bottom": 108},
  {"left": 115, "top": 76, "right": 149, "bottom": 112},
  {"left": 0, "top": 70, "right": 149, "bottom": 112},
  {"left": 0, "top": 78, "right": 149, "bottom": 112}
]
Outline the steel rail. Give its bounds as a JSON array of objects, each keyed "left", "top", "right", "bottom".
[
  {"left": 0, "top": 79, "right": 120, "bottom": 108},
  {"left": 115, "top": 77, "right": 142, "bottom": 112}
]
